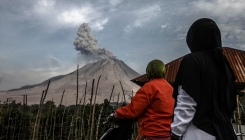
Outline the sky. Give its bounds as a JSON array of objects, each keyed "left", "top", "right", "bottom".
[{"left": 0, "top": 0, "right": 245, "bottom": 91}]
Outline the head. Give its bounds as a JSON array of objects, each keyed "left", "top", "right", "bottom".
[
  {"left": 146, "top": 59, "right": 166, "bottom": 80},
  {"left": 186, "top": 18, "right": 222, "bottom": 52}
]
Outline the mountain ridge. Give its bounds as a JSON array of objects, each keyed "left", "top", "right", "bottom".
[{"left": 1, "top": 58, "right": 141, "bottom": 105}]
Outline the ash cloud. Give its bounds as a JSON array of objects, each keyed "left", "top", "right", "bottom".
[{"left": 73, "top": 23, "right": 116, "bottom": 61}]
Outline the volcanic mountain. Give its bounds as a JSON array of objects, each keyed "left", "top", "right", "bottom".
[{"left": 0, "top": 59, "right": 141, "bottom": 105}]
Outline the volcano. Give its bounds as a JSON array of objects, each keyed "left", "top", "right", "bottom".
[{"left": 0, "top": 59, "right": 141, "bottom": 105}]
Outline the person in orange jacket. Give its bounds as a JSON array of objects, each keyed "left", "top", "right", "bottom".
[{"left": 113, "top": 59, "right": 175, "bottom": 140}]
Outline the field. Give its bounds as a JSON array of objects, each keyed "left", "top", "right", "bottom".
[
  {"left": 0, "top": 97, "right": 138, "bottom": 140},
  {"left": 0, "top": 76, "right": 138, "bottom": 140}
]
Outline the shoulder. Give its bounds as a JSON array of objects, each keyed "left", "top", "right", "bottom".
[{"left": 144, "top": 78, "right": 171, "bottom": 88}]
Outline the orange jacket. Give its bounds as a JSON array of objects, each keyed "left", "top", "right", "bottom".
[{"left": 115, "top": 78, "right": 174, "bottom": 137}]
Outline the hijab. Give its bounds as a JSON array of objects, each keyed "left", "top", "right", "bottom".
[
  {"left": 186, "top": 18, "right": 228, "bottom": 77},
  {"left": 146, "top": 59, "right": 166, "bottom": 80},
  {"left": 186, "top": 18, "right": 222, "bottom": 52}
]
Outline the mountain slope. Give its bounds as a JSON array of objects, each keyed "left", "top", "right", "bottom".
[{"left": 1, "top": 59, "right": 141, "bottom": 105}]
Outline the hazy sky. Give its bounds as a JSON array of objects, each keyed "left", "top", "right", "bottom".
[{"left": 0, "top": 0, "right": 245, "bottom": 90}]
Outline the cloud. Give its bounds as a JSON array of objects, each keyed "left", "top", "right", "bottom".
[
  {"left": 34, "top": 0, "right": 56, "bottom": 14},
  {"left": 57, "top": 5, "right": 98, "bottom": 26},
  {"left": 177, "top": 33, "right": 186, "bottom": 40},
  {"left": 57, "top": 8, "right": 90, "bottom": 26},
  {"left": 57, "top": 5, "right": 108, "bottom": 30},
  {"left": 192, "top": 0, "right": 245, "bottom": 19},
  {"left": 219, "top": 23, "right": 245, "bottom": 47},
  {"left": 0, "top": 53, "right": 78, "bottom": 91},
  {"left": 123, "top": 4, "right": 161, "bottom": 33},
  {"left": 124, "top": 25, "right": 132, "bottom": 33},
  {"left": 191, "top": 0, "right": 245, "bottom": 47},
  {"left": 133, "top": 4, "right": 161, "bottom": 27},
  {"left": 91, "top": 18, "right": 109, "bottom": 31},
  {"left": 19, "top": 1, "right": 109, "bottom": 31},
  {"left": 48, "top": 56, "right": 62, "bottom": 67},
  {"left": 161, "top": 24, "right": 168, "bottom": 29},
  {"left": 109, "top": 0, "right": 123, "bottom": 6},
  {"left": 238, "top": 44, "right": 245, "bottom": 49}
]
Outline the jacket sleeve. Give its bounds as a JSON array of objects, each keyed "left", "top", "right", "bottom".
[
  {"left": 171, "top": 85, "right": 197, "bottom": 136},
  {"left": 115, "top": 84, "right": 153, "bottom": 119}
]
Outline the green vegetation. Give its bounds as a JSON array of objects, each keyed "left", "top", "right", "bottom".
[{"left": 0, "top": 100, "right": 136, "bottom": 140}]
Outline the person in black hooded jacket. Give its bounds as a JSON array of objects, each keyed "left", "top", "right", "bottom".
[{"left": 170, "top": 18, "right": 238, "bottom": 140}]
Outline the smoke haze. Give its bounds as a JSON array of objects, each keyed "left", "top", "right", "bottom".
[{"left": 73, "top": 23, "right": 116, "bottom": 61}]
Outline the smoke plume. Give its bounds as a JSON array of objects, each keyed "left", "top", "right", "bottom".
[{"left": 73, "top": 23, "right": 116, "bottom": 61}]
